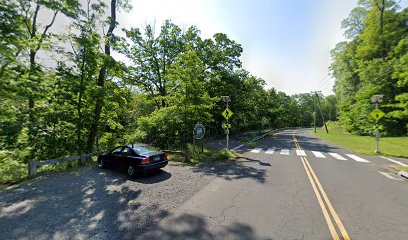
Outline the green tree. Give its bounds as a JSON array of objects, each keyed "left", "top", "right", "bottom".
[
  {"left": 330, "top": 0, "right": 407, "bottom": 135},
  {"left": 86, "top": 0, "right": 132, "bottom": 152}
]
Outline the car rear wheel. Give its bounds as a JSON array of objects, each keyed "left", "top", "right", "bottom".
[{"left": 127, "top": 165, "right": 136, "bottom": 177}]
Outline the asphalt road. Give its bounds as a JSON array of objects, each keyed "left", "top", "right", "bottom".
[{"left": 140, "top": 129, "right": 408, "bottom": 240}]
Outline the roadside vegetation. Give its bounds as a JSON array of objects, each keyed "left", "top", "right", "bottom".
[
  {"left": 167, "top": 144, "right": 244, "bottom": 165},
  {"left": 0, "top": 0, "right": 337, "bottom": 183},
  {"left": 1, "top": 0, "right": 406, "bottom": 183},
  {"left": 314, "top": 122, "right": 408, "bottom": 158},
  {"left": 330, "top": 0, "right": 407, "bottom": 136},
  {"left": 389, "top": 165, "right": 408, "bottom": 172}
]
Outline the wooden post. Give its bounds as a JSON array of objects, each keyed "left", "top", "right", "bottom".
[
  {"left": 79, "top": 154, "right": 85, "bottom": 166},
  {"left": 28, "top": 160, "right": 37, "bottom": 177}
]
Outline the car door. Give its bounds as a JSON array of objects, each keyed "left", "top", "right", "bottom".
[
  {"left": 118, "top": 147, "right": 132, "bottom": 168},
  {"left": 109, "top": 147, "right": 124, "bottom": 166}
]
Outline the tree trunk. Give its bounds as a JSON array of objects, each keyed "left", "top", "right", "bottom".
[
  {"left": 77, "top": 53, "right": 85, "bottom": 155},
  {"left": 86, "top": 0, "right": 117, "bottom": 152},
  {"left": 377, "top": 0, "right": 386, "bottom": 56},
  {"left": 28, "top": 48, "right": 36, "bottom": 158}
]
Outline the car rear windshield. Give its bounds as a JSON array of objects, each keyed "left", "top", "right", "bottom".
[{"left": 133, "top": 145, "right": 158, "bottom": 155}]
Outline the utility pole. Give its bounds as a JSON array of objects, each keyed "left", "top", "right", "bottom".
[
  {"left": 314, "top": 91, "right": 329, "bottom": 134},
  {"left": 313, "top": 111, "right": 317, "bottom": 133},
  {"left": 313, "top": 98, "right": 317, "bottom": 133}
]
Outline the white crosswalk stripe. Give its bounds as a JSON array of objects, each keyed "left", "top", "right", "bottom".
[
  {"left": 311, "top": 151, "right": 326, "bottom": 158},
  {"left": 250, "top": 148, "right": 262, "bottom": 153},
  {"left": 346, "top": 154, "right": 370, "bottom": 163},
  {"left": 265, "top": 148, "right": 275, "bottom": 154},
  {"left": 296, "top": 150, "right": 307, "bottom": 156},
  {"left": 247, "top": 147, "right": 370, "bottom": 164},
  {"left": 280, "top": 149, "right": 289, "bottom": 155},
  {"left": 328, "top": 152, "right": 348, "bottom": 161}
]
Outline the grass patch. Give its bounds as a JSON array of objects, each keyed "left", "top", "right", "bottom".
[
  {"left": 167, "top": 152, "right": 185, "bottom": 162},
  {"left": 212, "top": 150, "right": 244, "bottom": 162},
  {"left": 314, "top": 122, "right": 408, "bottom": 158},
  {"left": 389, "top": 165, "right": 408, "bottom": 172},
  {"left": 167, "top": 143, "right": 243, "bottom": 165},
  {"left": 247, "top": 137, "right": 268, "bottom": 147}
]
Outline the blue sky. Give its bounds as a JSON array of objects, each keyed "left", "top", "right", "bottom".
[{"left": 116, "top": 0, "right": 407, "bottom": 96}]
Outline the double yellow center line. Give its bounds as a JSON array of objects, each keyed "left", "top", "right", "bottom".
[{"left": 293, "top": 134, "right": 350, "bottom": 240}]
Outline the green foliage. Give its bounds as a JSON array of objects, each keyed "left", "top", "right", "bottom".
[
  {"left": 331, "top": 1, "right": 407, "bottom": 136},
  {"left": 1, "top": 4, "right": 340, "bottom": 183},
  {"left": 315, "top": 121, "right": 408, "bottom": 158},
  {"left": 0, "top": 150, "right": 28, "bottom": 183}
]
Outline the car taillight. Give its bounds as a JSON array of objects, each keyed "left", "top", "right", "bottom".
[
  {"left": 163, "top": 152, "right": 168, "bottom": 160},
  {"left": 141, "top": 157, "right": 150, "bottom": 164}
]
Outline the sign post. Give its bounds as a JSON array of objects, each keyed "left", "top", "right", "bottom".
[
  {"left": 221, "top": 96, "right": 232, "bottom": 150},
  {"left": 370, "top": 95, "right": 384, "bottom": 154}
]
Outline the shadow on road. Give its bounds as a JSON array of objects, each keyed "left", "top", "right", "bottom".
[
  {"left": 192, "top": 161, "right": 267, "bottom": 184},
  {"left": 138, "top": 212, "right": 265, "bottom": 240},
  {"left": 237, "top": 157, "right": 272, "bottom": 167}
]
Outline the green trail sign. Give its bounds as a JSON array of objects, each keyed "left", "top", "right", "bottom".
[{"left": 193, "top": 124, "right": 205, "bottom": 139}]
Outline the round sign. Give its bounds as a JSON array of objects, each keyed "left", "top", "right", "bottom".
[{"left": 193, "top": 124, "right": 205, "bottom": 139}]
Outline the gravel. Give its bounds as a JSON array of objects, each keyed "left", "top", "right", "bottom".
[{"left": 0, "top": 162, "right": 217, "bottom": 240}]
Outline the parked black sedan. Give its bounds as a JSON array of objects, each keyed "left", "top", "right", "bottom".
[{"left": 97, "top": 144, "right": 168, "bottom": 177}]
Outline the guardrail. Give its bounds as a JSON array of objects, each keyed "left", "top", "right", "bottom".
[
  {"left": 28, "top": 153, "right": 97, "bottom": 178},
  {"left": 246, "top": 127, "right": 305, "bottom": 144},
  {"left": 162, "top": 150, "right": 185, "bottom": 155},
  {"left": 232, "top": 127, "right": 303, "bottom": 150}
]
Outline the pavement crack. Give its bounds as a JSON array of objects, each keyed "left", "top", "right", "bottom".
[{"left": 210, "top": 185, "right": 245, "bottom": 234}]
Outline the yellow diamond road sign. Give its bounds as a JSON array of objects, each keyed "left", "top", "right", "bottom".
[
  {"left": 369, "top": 109, "right": 385, "bottom": 121},
  {"left": 222, "top": 108, "right": 234, "bottom": 120}
]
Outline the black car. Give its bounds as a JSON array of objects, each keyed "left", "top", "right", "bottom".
[{"left": 97, "top": 144, "right": 168, "bottom": 177}]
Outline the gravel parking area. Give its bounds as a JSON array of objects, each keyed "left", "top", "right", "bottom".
[{"left": 0, "top": 163, "right": 218, "bottom": 240}]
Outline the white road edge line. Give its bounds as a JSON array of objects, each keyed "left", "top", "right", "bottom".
[
  {"left": 378, "top": 171, "right": 402, "bottom": 181},
  {"left": 346, "top": 154, "right": 370, "bottom": 163},
  {"left": 328, "top": 153, "right": 347, "bottom": 161},
  {"left": 231, "top": 144, "right": 244, "bottom": 151},
  {"left": 311, "top": 151, "right": 326, "bottom": 158},
  {"left": 379, "top": 156, "right": 408, "bottom": 166}
]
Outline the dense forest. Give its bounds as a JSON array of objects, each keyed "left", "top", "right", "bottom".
[
  {"left": 330, "top": 0, "right": 407, "bottom": 136},
  {"left": 0, "top": 0, "right": 337, "bottom": 168}
]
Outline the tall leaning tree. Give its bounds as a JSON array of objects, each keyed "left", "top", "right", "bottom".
[{"left": 86, "top": 0, "right": 131, "bottom": 152}]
